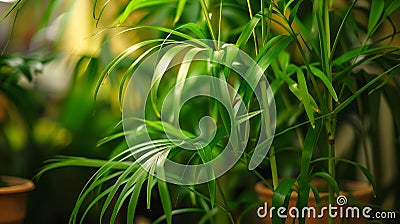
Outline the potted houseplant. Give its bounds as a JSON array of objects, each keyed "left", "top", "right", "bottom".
[
  {"left": 0, "top": 52, "right": 40, "bottom": 223},
  {"left": 250, "top": 1, "right": 400, "bottom": 223},
  {"left": 1, "top": 2, "right": 49, "bottom": 222},
  {"left": 0, "top": 176, "right": 34, "bottom": 224},
  {"left": 0, "top": 51, "right": 49, "bottom": 223},
  {"left": 33, "top": 0, "right": 400, "bottom": 223}
]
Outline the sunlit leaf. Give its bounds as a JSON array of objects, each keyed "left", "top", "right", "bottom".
[
  {"left": 127, "top": 176, "right": 146, "bottom": 223},
  {"left": 296, "top": 120, "right": 322, "bottom": 224},
  {"left": 157, "top": 153, "right": 173, "bottom": 224},
  {"left": 296, "top": 69, "right": 315, "bottom": 128},
  {"left": 312, "top": 157, "right": 376, "bottom": 195},
  {"left": 384, "top": 0, "right": 400, "bottom": 17},
  {"left": 100, "top": 162, "right": 139, "bottom": 222},
  {"left": 150, "top": 44, "right": 191, "bottom": 117},
  {"left": 309, "top": 66, "right": 338, "bottom": 102},
  {"left": 288, "top": 0, "right": 303, "bottom": 25},
  {"left": 271, "top": 178, "right": 296, "bottom": 224},
  {"left": 177, "top": 23, "right": 207, "bottom": 39},
  {"left": 174, "top": 0, "right": 187, "bottom": 24},
  {"left": 368, "top": 0, "right": 384, "bottom": 35},
  {"left": 95, "top": 39, "right": 164, "bottom": 100},
  {"left": 334, "top": 64, "right": 400, "bottom": 114},
  {"left": 197, "top": 145, "right": 216, "bottom": 207},
  {"left": 311, "top": 172, "right": 340, "bottom": 196},
  {"left": 119, "top": 0, "right": 178, "bottom": 23},
  {"left": 236, "top": 13, "right": 262, "bottom": 49}
]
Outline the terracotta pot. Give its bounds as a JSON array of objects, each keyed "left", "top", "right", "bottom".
[
  {"left": 255, "top": 179, "right": 373, "bottom": 224},
  {"left": 0, "top": 176, "right": 34, "bottom": 224}
]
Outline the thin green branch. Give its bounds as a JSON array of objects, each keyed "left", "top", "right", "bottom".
[
  {"left": 216, "top": 181, "right": 235, "bottom": 224},
  {"left": 330, "top": 0, "right": 358, "bottom": 63},
  {"left": 200, "top": 0, "right": 217, "bottom": 41},
  {"left": 217, "top": 0, "right": 223, "bottom": 50},
  {"left": 261, "top": 0, "right": 265, "bottom": 47},
  {"left": 1, "top": 8, "right": 18, "bottom": 55},
  {"left": 246, "top": 0, "right": 258, "bottom": 55}
]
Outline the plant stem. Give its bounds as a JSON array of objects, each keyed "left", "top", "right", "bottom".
[
  {"left": 217, "top": 0, "right": 223, "bottom": 50},
  {"left": 260, "top": 0, "right": 265, "bottom": 47},
  {"left": 200, "top": 0, "right": 217, "bottom": 42},
  {"left": 265, "top": 1, "right": 273, "bottom": 41},
  {"left": 1, "top": 7, "right": 19, "bottom": 55},
  {"left": 246, "top": 0, "right": 258, "bottom": 55},
  {"left": 330, "top": 0, "right": 358, "bottom": 63},
  {"left": 217, "top": 181, "right": 235, "bottom": 224},
  {"left": 270, "top": 146, "right": 279, "bottom": 190},
  {"left": 321, "top": 1, "right": 335, "bottom": 224},
  {"left": 260, "top": 79, "right": 278, "bottom": 189}
]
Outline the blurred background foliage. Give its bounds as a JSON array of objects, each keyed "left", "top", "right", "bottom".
[
  {"left": 0, "top": 0, "right": 124, "bottom": 222},
  {"left": 0, "top": 0, "right": 400, "bottom": 223}
]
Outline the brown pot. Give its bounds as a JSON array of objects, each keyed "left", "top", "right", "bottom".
[
  {"left": 0, "top": 176, "right": 34, "bottom": 224},
  {"left": 255, "top": 179, "right": 373, "bottom": 224}
]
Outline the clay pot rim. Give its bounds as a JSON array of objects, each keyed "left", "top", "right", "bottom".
[
  {"left": 255, "top": 178, "right": 373, "bottom": 199},
  {"left": 0, "top": 176, "right": 34, "bottom": 194}
]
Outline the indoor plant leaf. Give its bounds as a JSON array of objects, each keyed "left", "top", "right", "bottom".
[{"left": 368, "top": 0, "right": 384, "bottom": 35}]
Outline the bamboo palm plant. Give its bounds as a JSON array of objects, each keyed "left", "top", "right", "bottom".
[{"left": 34, "top": 0, "right": 400, "bottom": 223}]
